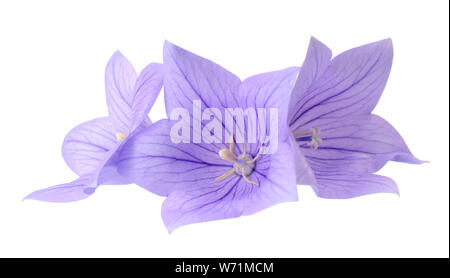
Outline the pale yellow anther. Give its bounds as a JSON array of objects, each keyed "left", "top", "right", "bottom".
[
  {"left": 219, "top": 148, "right": 237, "bottom": 163},
  {"left": 116, "top": 132, "right": 126, "bottom": 141}
]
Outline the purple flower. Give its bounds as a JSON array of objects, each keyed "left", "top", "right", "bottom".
[
  {"left": 25, "top": 51, "right": 163, "bottom": 202},
  {"left": 118, "top": 41, "right": 300, "bottom": 232},
  {"left": 288, "top": 37, "right": 423, "bottom": 198}
]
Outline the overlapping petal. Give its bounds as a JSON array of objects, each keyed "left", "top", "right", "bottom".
[
  {"left": 62, "top": 117, "right": 121, "bottom": 176},
  {"left": 163, "top": 41, "right": 241, "bottom": 116},
  {"left": 24, "top": 174, "right": 95, "bottom": 202},
  {"left": 238, "top": 67, "right": 318, "bottom": 187},
  {"left": 288, "top": 37, "right": 331, "bottom": 125},
  {"left": 314, "top": 173, "right": 399, "bottom": 199},
  {"left": 130, "top": 63, "right": 163, "bottom": 131},
  {"left": 105, "top": 51, "right": 138, "bottom": 131},
  {"left": 298, "top": 114, "right": 422, "bottom": 176},
  {"left": 289, "top": 38, "right": 393, "bottom": 131},
  {"left": 238, "top": 67, "right": 299, "bottom": 153},
  {"left": 118, "top": 119, "right": 230, "bottom": 196},
  {"left": 28, "top": 140, "right": 126, "bottom": 202},
  {"left": 159, "top": 137, "right": 297, "bottom": 232}
]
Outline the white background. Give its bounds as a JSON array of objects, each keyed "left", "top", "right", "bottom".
[{"left": 0, "top": 0, "right": 448, "bottom": 258}]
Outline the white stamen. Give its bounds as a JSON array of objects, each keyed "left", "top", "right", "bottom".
[{"left": 306, "top": 128, "right": 322, "bottom": 150}]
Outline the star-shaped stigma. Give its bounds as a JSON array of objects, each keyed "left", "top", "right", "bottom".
[{"left": 215, "top": 136, "right": 262, "bottom": 185}]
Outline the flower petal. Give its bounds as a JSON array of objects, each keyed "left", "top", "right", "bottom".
[
  {"left": 62, "top": 117, "right": 121, "bottom": 176},
  {"left": 239, "top": 67, "right": 299, "bottom": 113},
  {"left": 288, "top": 37, "right": 332, "bottom": 125},
  {"left": 298, "top": 114, "right": 423, "bottom": 176},
  {"left": 105, "top": 51, "right": 138, "bottom": 131},
  {"left": 31, "top": 117, "right": 134, "bottom": 202},
  {"left": 161, "top": 139, "right": 297, "bottom": 232},
  {"left": 24, "top": 174, "right": 95, "bottom": 202},
  {"left": 61, "top": 115, "right": 152, "bottom": 192},
  {"left": 314, "top": 173, "right": 399, "bottom": 199},
  {"left": 130, "top": 63, "right": 163, "bottom": 131},
  {"left": 238, "top": 67, "right": 299, "bottom": 153},
  {"left": 118, "top": 119, "right": 230, "bottom": 196},
  {"left": 289, "top": 38, "right": 393, "bottom": 130},
  {"left": 163, "top": 41, "right": 241, "bottom": 116}
]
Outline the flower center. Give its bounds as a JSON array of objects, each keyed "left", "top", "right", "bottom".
[
  {"left": 294, "top": 128, "right": 322, "bottom": 150},
  {"left": 233, "top": 153, "right": 255, "bottom": 176},
  {"left": 215, "top": 136, "right": 261, "bottom": 185}
]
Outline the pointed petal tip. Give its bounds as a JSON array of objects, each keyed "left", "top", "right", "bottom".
[
  {"left": 23, "top": 177, "right": 93, "bottom": 203},
  {"left": 392, "top": 153, "right": 427, "bottom": 165},
  {"left": 163, "top": 40, "right": 183, "bottom": 59},
  {"left": 415, "top": 158, "right": 429, "bottom": 164},
  {"left": 377, "top": 38, "right": 393, "bottom": 51},
  {"left": 21, "top": 190, "right": 71, "bottom": 203},
  {"left": 307, "top": 36, "right": 332, "bottom": 59},
  {"left": 163, "top": 40, "right": 177, "bottom": 51},
  {"left": 406, "top": 153, "right": 429, "bottom": 164},
  {"left": 22, "top": 190, "right": 45, "bottom": 202},
  {"left": 163, "top": 41, "right": 193, "bottom": 59},
  {"left": 382, "top": 37, "right": 393, "bottom": 44},
  {"left": 111, "top": 50, "right": 125, "bottom": 60},
  {"left": 309, "top": 36, "right": 324, "bottom": 45},
  {"left": 165, "top": 225, "right": 175, "bottom": 234},
  {"left": 341, "top": 38, "right": 393, "bottom": 59},
  {"left": 162, "top": 209, "right": 177, "bottom": 234},
  {"left": 369, "top": 38, "right": 393, "bottom": 52},
  {"left": 107, "top": 50, "right": 133, "bottom": 69},
  {"left": 393, "top": 184, "right": 400, "bottom": 196},
  {"left": 22, "top": 194, "right": 32, "bottom": 202}
]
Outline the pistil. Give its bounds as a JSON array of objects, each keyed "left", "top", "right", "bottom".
[{"left": 215, "top": 136, "right": 261, "bottom": 185}]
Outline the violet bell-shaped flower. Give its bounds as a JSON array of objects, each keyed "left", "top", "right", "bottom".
[
  {"left": 287, "top": 37, "right": 424, "bottom": 198},
  {"left": 25, "top": 51, "right": 163, "bottom": 202},
  {"left": 117, "top": 41, "right": 302, "bottom": 232}
]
